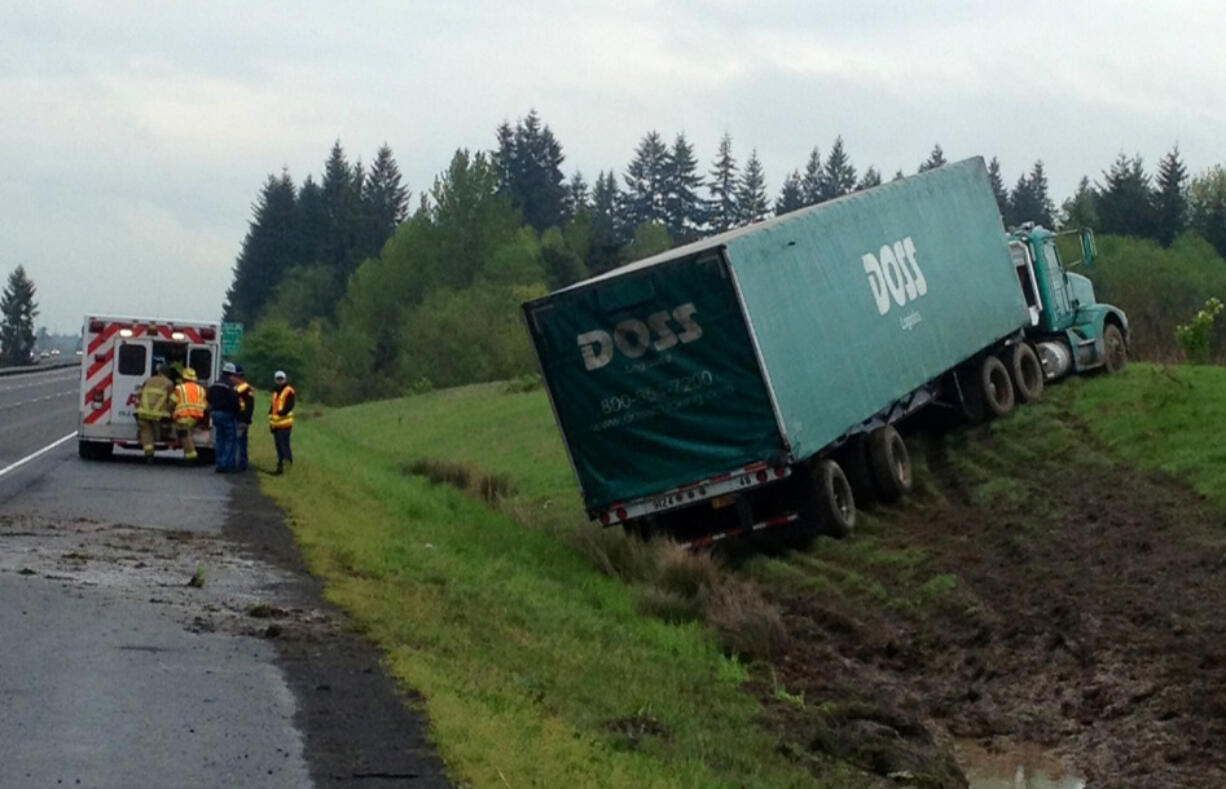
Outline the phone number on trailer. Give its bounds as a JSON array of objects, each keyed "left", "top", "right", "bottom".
[{"left": 600, "top": 370, "right": 714, "bottom": 414}]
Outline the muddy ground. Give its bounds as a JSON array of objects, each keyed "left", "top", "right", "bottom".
[{"left": 754, "top": 413, "right": 1226, "bottom": 788}]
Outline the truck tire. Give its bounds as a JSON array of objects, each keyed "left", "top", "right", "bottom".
[
  {"left": 954, "top": 365, "right": 986, "bottom": 423},
  {"left": 868, "top": 425, "right": 912, "bottom": 503},
  {"left": 840, "top": 436, "right": 877, "bottom": 508},
  {"left": 798, "top": 458, "right": 855, "bottom": 539},
  {"left": 1006, "top": 343, "right": 1044, "bottom": 403},
  {"left": 980, "top": 355, "right": 1015, "bottom": 417},
  {"left": 1103, "top": 324, "right": 1127, "bottom": 373}
]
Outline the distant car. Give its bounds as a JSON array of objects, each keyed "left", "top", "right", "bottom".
[
  {"left": 50, "top": 349, "right": 60, "bottom": 357},
  {"left": 75, "top": 350, "right": 83, "bottom": 357},
  {"left": 39, "top": 351, "right": 50, "bottom": 359}
]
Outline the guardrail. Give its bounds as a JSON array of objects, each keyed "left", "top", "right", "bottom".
[{"left": 0, "top": 360, "right": 79, "bottom": 378}]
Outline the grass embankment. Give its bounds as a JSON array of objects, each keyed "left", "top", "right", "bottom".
[
  {"left": 253, "top": 385, "right": 825, "bottom": 788},
  {"left": 254, "top": 362, "right": 1226, "bottom": 787}
]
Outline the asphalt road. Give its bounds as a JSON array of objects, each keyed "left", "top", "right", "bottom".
[{"left": 0, "top": 368, "right": 446, "bottom": 787}]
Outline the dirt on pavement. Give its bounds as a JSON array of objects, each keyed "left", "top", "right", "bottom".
[{"left": 754, "top": 418, "right": 1226, "bottom": 788}]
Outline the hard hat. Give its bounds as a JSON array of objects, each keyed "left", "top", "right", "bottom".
[
  {"left": 181, "top": 368, "right": 197, "bottom": 381},
  {"left": 274, "top": 370, "right": 287, "bottom": 381},
  {"left": 222, "top": 362, "right": 237, "bottom": 374}
]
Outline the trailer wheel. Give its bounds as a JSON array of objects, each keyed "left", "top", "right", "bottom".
[
  {"left": 1007, "top": 343, "right": 1044, "bottom": 403},
  {"left": 954, "top": 365, "right": 986, "bottom": 424},
  {"left": 1103, "top": 324, "right": 1127, "bottom": 373},
  {"left": 798, "top": 459, "right": 855, "bottom": 539},
  {"left": 868, "top": 425, "right": 912, "bottom": 503},
  {"left": 980, "top": 355, "right": 1016, "bottom": 417}
]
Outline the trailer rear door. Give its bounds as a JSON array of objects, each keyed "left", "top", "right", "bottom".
[{"left": 525, "top": 252, "right": 785, "bottom": 511}]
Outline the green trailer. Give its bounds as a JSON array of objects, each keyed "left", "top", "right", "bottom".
[{"left": 524, "top": 157, "right": 1127, "bottom": 547}]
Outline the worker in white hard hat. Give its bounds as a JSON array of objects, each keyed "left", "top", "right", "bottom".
[{"left": 269, "top": 370, "right": 296, "bottom": 474}]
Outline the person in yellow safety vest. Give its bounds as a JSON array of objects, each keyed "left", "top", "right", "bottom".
[
  {"left": 269, "top": 370, "right": 295, "bottom": 474},
  {"left": 232, "top": 364, "right": 255, "bottom": 472},
  {"left": 135, "top": 365, "right": 176, "bottom": 463},
  {"left": 170, "top": 368, "right": 207, "bottom": 462}
]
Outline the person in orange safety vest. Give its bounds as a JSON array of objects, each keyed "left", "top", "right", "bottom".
[
  {"left": 269, "top": 369, "right": 295, "bottom": 474},
  {"left": 170, "top": 368, "right": 207, "bottom": 462}
]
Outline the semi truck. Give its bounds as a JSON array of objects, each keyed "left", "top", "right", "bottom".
[
  {"left": 523, "top": 157, "right": 1128, "bottom": 548},
  {"left": 78, "top": 314, "right": 221, "bottom": 461}
]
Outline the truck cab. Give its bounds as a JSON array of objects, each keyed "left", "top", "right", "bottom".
[{"left": 1007, "top": 225, "right": 1129, "bottom": 378}]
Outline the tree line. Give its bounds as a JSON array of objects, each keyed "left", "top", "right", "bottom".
[{"left": 225, "top": 110, "right": 1226, "bottom": 401}]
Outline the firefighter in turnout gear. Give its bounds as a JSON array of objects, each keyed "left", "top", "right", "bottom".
[
  {"left": 135, "top": 365, "right": 175, "bottom": 462},
  {"left": 269, "top": 370, "right": 295, "bottom": 474},
  {"left": 170, "top": 368, "right": 207, "bottom": 462}
]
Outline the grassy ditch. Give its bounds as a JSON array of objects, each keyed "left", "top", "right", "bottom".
[{"left": 255, "top": 363, "right": 1225, "bottom": 787}]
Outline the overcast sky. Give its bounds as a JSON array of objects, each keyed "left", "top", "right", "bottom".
[{"left": 3, "top": 1, "right": 1224, "bottom": 331}]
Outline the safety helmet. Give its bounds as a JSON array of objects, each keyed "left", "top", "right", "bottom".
[
  {"left": 222, "top": 362, "right": 237, "bottom": 374},
  {"left": 274, "top": 370, "right": 287, "bottom": 382},
  {"left": 181, "top": 368, "right": 198, "bottom": 381}
]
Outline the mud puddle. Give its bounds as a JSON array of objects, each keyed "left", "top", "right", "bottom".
[{"left": 958, "top": 741, "right": 1085, "bottom": 788}]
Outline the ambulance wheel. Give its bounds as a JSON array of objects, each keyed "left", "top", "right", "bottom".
[
  {"left": 980, "top": 355, "right": 1016, "bottom": 418},
  {"left": 1006, "top": 343, "right": 1044, "bottom": 403},
  {"left": 797, "top": 458, "right": 855, "bottom": 539},
  {"left": 78, "top": 440, "right": 112, "bottom": 461},
  {"left": 196, "top": 448, "right": 215, "bottom": 465},
  {"left": 868, "top": 425, "right": 912, "bottom": 504}
]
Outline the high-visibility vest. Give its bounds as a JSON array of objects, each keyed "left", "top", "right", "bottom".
[
  {"left": 136, "top": 375, "right": 174, "bottom": 420},
  {"left": 269, "top": 385, "right": 295, "bottom": 429},
  {"left": 173, "top": 381, "right": 206, "bottom": 422},
  {"left": 235, "top": 381, "right": 255, "bottom": 421}
]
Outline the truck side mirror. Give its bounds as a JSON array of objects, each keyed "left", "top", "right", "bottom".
[{"left": 1080, "top": 229, "right": 1097, "bottom": 267}]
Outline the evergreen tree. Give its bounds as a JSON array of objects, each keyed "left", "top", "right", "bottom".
[
  {"left": 320, "top": 141, "right": 360, "bottom": 278},
  {"left": 1061, "top": 176, "right": 1099, "bottom": 229},
  {"left": 735, "top": 149, "right": 769, "bottom": 225},
  {"left": 588, "top": 170, "right": 626, "bottom": 274},
  {"left": 856, "top": 167, "right": 882, "bottom": 191},
  {"left": 707, "top": 133, "right": 740, "bottom": 232},
  {"left": 293, "top": 176, "right": 328, "bottom": 268},
  {"left": 800, "top": 147, "right": 822, "bottom": 205},
  {"left": 986, "top": 157, "right": 1009, "bottom": 218},
  {"left": 1027, "top": 160, "right": 1055, "bottom": 227},
  {"left": 819, "top": 136, "right": 856, "bottom": 201},
  {"left": 562, "top": 171, "right": 589, "bottom": 221},
  {"left": 495, "top": 110, "right": 567, "bottom": 233},
  {"left": 1096, "top": 153, "right": 1156, "bottom": 238},
  {"left": 623, "top": 130, "right": 670, "bottom": 229},
  {"left": 775, "top": 170, "right": 805, "bottom": 215},
  {"left": 1006, "top": 173, "right": 1033, "bottom": 227},
  {"left": 1189, "top": 165, "right": 1226, "bottom": 259},
  {"left": 362, "top": 143, "right": 409, "bottom": 258},
  {"left": 918, "top": 144, "right": 946, "bottom": 172},
  {"left": 663, "top": 132, "right": 705, "bottom": 241},
  {"left": 1154, "top": 144, "right": 1189, "bottom": 246},
  {"left": 224, "top": 171, "right": 298, "bottom": 324},
  {"left": 0, "top": 266, "right": 37, "bottom": 366},
  {"left": 893, "top": 169, "right": 905, "bottom": 181}
]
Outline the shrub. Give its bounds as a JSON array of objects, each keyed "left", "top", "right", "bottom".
[{"left": 1174, "top": 296, "right": 1224, "bottom": 364}]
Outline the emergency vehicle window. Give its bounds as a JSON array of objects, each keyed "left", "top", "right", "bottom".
[
  {"left": 117, "top": 344, "right": 147, "bottom": 376},
  {"left": 189, "top": 348, "right": 212, "bottom": 382},
  {"left": 152, "top": 341, "right": 187, "bottom": 373}
]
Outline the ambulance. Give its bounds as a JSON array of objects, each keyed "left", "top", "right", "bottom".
[{"left": 78, "top": 315, "right": 222, "bottom": 460}]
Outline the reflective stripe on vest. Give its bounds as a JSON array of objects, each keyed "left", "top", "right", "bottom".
[
  {"left": 173, "top": 382, "right": 206, "bottom": 422},
  {"left": 269, "top": 385, "right": 295, "bottom": 429}
]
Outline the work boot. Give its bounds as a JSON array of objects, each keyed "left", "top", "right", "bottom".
[{"left": 273, "top": 462, "right": 283, "bottom": 476}]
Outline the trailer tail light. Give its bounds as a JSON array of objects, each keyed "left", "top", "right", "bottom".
[
  {"left": 200, "top": 328, "right": 216, "bottom": 340},
  {"left": 599, "top": 512, "right": 611, "bottom": 526},
  {"left": 755, "top": 470, "right": 768, "bottom": 483},
  {"left": 88, "top": 319, "right": 104, "bottom": 333},
  {"left": 615, "top": 507, "right": 627, "bottom": 522},
  {"left": 773, "top": 467, "right": 786, "bottom": 478}
]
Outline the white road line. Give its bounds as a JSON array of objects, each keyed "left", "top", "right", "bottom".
[
  {"left": 0, "top": 390, "right": 77, "bottom": 411},
  {"left": 0, "top": 432, "right": 77, "bottom": 479},
  {"left": 0, "top": 375, "right": 79, "bottom": 394}
]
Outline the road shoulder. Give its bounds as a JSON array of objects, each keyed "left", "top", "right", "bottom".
[{"left": 224, "top": 473, "right": 450, "bottom": 788}]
